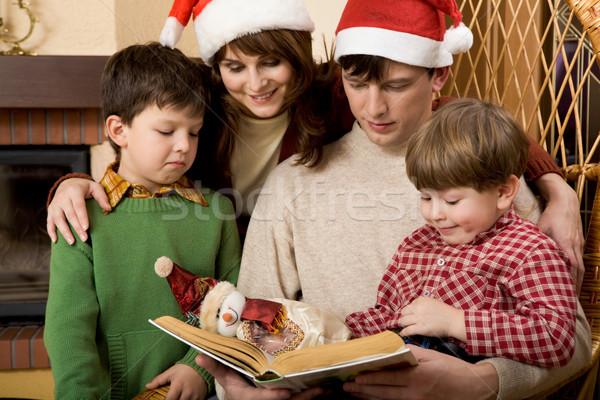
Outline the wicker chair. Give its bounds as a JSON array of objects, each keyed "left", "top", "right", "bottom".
[{"left": 446, "top": 0, "right": 600, "bottom": 398}]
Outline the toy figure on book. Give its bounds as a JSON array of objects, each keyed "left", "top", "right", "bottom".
[
  {"left": 152, "top": 257, "right": 416, "bottom": 392},
  {"left": 154, "top": 256, "right": 351, "bottom": 356}
]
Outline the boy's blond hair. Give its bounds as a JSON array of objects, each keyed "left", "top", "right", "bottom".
[{"left": 406, "top": 98, "right": 530, "bottom": 192}]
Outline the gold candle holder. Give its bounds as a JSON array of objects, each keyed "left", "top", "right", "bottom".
[{"left": 0, "top": 0, "right": 38, "bottom": 56}]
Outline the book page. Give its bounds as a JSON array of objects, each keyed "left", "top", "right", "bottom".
[
  {"left": 151, "top": 316, "right": 270, "bottom": 375},
  {"left": 256, "top": 346, "right": 417, "bottom": 392},
  {"left": 270, "top": 330, "right": 407, "bottom": 376}
]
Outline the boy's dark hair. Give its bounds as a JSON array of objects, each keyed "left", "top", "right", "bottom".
[
  {"left": 338, "top": 54, "right": 435, "bottom": 81},
  {"left": 101, "top": 42, "right": 210, "bottom": 158},
  {"left": 406, "top": 98, "right": 530, "bottom": 192}
]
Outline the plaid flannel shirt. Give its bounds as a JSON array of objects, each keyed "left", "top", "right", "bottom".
[{"left": 346, "top": 206, "right": 577, "bottom": 367}]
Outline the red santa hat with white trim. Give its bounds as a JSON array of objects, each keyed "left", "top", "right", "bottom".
[
  {"left": 334, "top": 0, "right": 473, "bottom": 68},
  {"left": 160, "top": 0, "right": 315, "bottom": 66}
]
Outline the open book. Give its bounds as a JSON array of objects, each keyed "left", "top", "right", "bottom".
[{"left": 150, "top": 315, "right": 418, "bottom": 392}]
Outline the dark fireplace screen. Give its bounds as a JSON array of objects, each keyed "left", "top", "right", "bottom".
[{"left": 0, "top": 147, "right": 89, "bottom": 325}]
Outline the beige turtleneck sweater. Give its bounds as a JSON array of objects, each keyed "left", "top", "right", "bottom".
[
  {"left": 238, "top": 122, "right": 591, "bottom": 400},
  {"left": 230, "top": 112, "right": 289, "bottom": 216},
  {"left": 240, "top": 121, "right": 543, "bottom": 315}
]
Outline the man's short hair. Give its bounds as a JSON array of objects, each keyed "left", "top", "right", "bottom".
[{"left": 338, "top": 55, "right": 434, "bottom": 82}]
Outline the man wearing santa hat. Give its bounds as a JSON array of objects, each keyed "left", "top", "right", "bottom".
[{"left": 201, "top": 0, "right": 592, "bottom": 399}]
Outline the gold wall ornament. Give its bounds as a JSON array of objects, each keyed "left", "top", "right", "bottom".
[{"left": 0, "top": 0, "right": 38, "bottom": 56}]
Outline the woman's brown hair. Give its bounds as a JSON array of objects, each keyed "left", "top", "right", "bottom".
[{"left": 204, "top": 29, "right": 338, "bottom": 181}]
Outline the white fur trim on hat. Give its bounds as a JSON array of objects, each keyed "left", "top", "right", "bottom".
[
  {"left": 199, "top": 281, "right": 237, "bottom": 333},
  {"left": 334, "top": 27, "right": 455, "bottom": 68},
  {"left": 194, "top": 0, "right": 314, "bottom": 65}
]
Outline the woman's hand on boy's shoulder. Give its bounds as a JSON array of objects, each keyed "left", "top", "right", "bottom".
[{"left": 47, "top": 178, "right": 110, "bottom": 244}]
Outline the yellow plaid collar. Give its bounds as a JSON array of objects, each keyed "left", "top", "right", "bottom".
[{"left": 100, "top": 162, "right": 208, "bottom": 212}]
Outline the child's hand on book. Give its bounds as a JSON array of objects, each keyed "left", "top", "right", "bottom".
[
  {"left": 146, "top": 363, "right": 207, "bottom": 400},
  {"left": 397, "top": 296, "right": 466, "bottom": 341}
]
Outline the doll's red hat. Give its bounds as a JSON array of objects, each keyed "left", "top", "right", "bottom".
[
  {"left": 160, "top": 0, "right": 314, "bottom": 66},
  {"left": 154, "top": 256, "right": 283, "bottom": 333},
  {"left": 154, "top": 256, "right": 219, "bottom": 317},
  {"left": 334, "top": 0, "right": 473, "bottom": 68}
]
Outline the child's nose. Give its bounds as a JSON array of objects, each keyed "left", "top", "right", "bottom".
[
  {"left": 431, "top": 203, "right": 444, "bottom": 220},
  {"left": 174, "top": 135, "right": 191, "bottom": 152}
]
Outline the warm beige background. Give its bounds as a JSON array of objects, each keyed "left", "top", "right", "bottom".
[
  {"left": 0, "top": 0, "right": 347, "bottom": 60},
  {"left": 1, "top": 0, "right": 348, "bottom": 180}
]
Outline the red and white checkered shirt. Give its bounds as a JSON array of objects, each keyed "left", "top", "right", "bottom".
[{"left": 346, "top": 206, "right": 577, "bottom": 367}]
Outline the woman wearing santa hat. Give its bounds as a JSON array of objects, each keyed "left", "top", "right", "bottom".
[
  {"left": 46, "top": 0, "right": 355, "bottom": 241},
  {"left": 170, "top": 0, "right": 356, "bottom": 222},
  {"left": 46, "top": 0, "right": 566, "bottom": 249}
]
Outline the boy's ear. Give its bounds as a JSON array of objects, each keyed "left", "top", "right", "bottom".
[
  {"left": 106, "top": 115, "right": 127, "bottom": 147},
  {"left": 497, "top": 174, "right": 520, "bottom": 210},
  {"left": 431, "top": 66, "right": 450, "bottom": 93}
]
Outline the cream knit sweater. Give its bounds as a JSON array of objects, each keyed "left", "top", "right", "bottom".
[{"left": 239, "top": 122, "right": 591, "bottom": 400}]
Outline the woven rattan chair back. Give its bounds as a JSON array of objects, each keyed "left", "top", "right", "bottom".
[{"left": 446, "top": 0, "right": 600, "bottom": 398}]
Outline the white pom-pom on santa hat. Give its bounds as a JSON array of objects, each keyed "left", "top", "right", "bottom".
[
  {"left": 155, "top": 256, "right": 174, "bottom": 278},
  {"left": 159, "top": 17, "right": 185, "bottom": 50},
  {"left": 444, "top": 22, "right": 473, "bottom": 55},
  {"left": 159, "top": 0, "right": 314, "bottom": 65},
  {"left": 154, "top": 256, "right": 220, "bottom": 318},
  {"left": 334, "top": 0, "right": 473, "bottom": 68}
]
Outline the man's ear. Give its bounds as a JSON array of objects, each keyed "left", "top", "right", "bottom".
[
  {"left": 432, "top": 66, "right": 450, "bottom": 93},
  {"left": 106, "top": 115, "right": 127, "bottom": 148},
  {"left": 497, "top": 174, "right": 520, "bottom": 210}
]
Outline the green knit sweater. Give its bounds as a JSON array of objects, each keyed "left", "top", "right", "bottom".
[{"left": 45, "top": 191, "right": 241, "bottom": 399}]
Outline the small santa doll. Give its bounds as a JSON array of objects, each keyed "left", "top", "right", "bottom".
[{"left": 155, "top": 256, "right": 351, "bottom": 356}]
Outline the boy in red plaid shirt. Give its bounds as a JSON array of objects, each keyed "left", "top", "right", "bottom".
[{"left": 346, "top": 98, "right": 578, "bottom": 367}]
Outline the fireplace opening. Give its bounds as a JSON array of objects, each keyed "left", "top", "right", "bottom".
[{"left": 0, "top": 146, "right": 89, "bottom": 326}]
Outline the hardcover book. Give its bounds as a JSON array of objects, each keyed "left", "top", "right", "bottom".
[{"left": 150, "top": 315, "right": 418, "bottom": 392}]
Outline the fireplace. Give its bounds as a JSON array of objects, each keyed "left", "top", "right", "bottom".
[
  {"left": 0, "top": 55, "right": 106, "bottom": 369},
  {"left": 0, "top": 146, "right": 89, "bottom": 325}
]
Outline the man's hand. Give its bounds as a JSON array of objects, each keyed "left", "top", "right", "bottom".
[
  {"left": 195, "top": 354, "right": 328, "bottom": 400},
  {"left": 535, "top": 173, "right": 584, "bottom": 293},
  {"left": 343, "top": 345, "right": 498, "bottom": 400},
  {"left": 46, "top": 178, "right": 111, "bottom": 244}
]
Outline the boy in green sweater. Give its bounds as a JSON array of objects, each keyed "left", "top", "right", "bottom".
[{"left": 44, "top": 42, "right": 241, "bottom": 399}]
